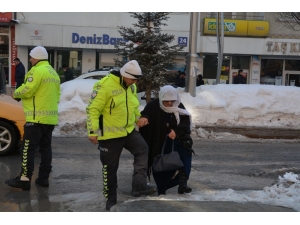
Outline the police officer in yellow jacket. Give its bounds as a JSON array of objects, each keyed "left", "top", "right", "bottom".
[
  {"left": 5, "top": 46, "right": 60, "bottom": 190},
  {"left": 86, "top": 60, "right": 156, "bottom": 210}
]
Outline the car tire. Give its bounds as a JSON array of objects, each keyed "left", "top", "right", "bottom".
[{"left": 0, "top": 120, "right": 18, "bottom": 156}]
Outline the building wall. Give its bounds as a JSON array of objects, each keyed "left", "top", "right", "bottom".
[
  {"left": 265, "top": 12, "right": 300, "bottom": 38},
  {"left": 7, "top": 12, "right": 300, "bottom": 88},
  {"left": 15, "top": 12, "right": 190, "bottom": 51}
]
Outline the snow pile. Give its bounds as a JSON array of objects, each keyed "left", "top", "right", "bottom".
[{"left": 128, "top": 172, "right": 300, "bottom": 211}]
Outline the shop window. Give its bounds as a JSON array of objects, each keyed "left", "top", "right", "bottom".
[
  {"left": 0, "top": 31, "right": 9, "bottom": 84},
  {"left": 56, "top": 50, "right": 82, "bottom": 80},
  {"left": 231, "top": 56, "right": 250, "bottom": 70},
  {"left": 209, "top": 12, "right": 263, "bottom": 20},
  {"left": 285, "top": 60, "right": 300, "bottom": 71},
  {"left": 203, "top": 55, "right": 230, "bottom": 84},
  {"left": 261, "top": 59, "right": 283, "bottom": 85}
]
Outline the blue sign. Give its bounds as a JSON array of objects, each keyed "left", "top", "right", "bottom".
[
  {"left": 72, "top": 33, "right": 127, "bottom": 45},
  {"left": 178, "top": 37, "right": 188, "bottom": 46}
]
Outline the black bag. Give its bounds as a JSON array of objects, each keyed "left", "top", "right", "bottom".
[{"left": 152, "top": 135, "right": 184, "bottom": 173}]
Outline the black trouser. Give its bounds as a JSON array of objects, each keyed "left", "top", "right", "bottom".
[
  {"left": 98, "top": 130, "right": 149, "bottom": 199},
  {"left": 20, "top": 122, "right": 54, "bottom": 180}
]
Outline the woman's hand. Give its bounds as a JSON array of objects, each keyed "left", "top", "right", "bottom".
[{"left": 168, "top": 129, "right": 176, "bottom": 139}]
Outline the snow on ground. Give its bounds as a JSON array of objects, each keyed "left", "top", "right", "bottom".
[
  {"left": 127, "top": 172, "right": 300, "bottom": 212},
  {"left": 54, "top": 79, "right": 300, "bottom": 138}
]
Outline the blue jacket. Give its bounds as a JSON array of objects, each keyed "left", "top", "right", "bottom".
[{"left": 15, "top": 62, "right": 25, "bottom": 87}]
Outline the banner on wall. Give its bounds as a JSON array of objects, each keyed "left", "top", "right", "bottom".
[
  {"left": 251, "top": 55, "right": 260, "bottom": 84},
  {"left": 11, "top": 26, "right": 17, "bottom": 87},
  {"left": 0, "top": 12, "right": 12, "bottom": 23}
]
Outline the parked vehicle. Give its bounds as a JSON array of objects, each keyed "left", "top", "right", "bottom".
[
  {"left": 74, "top": 70, "right": 109, "bottom": 80},
  {"left": 0, "top": 94, "right": 25, "bottom": 155}
]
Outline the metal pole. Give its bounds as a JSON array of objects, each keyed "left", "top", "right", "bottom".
[
  {"left": 185, "top": 12, "right": 199, "bottom": 97},
  {"left": 216, "top": 12, "right": 224, "bottom": 84}
]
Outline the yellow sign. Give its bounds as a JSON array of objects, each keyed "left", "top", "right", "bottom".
[
  {"left": 203, "top": 18, "right": 269, "bottom": 37},
  {"left": 220, "top": 75, "right": 228, "bottom": 80}
]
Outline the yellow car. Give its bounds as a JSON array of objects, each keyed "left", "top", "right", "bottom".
[{"left": 0, "top": 94, "right": 25, "bottom": 155}]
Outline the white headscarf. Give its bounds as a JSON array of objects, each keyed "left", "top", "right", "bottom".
[{"left": 159, "top": 85, "right": 192, "bottom": 126}]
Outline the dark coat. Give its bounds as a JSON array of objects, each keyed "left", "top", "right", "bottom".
[
  {"left": 15, "top": 62, "right": 25, "bottom": 88},
  {"left": 175, "top": 76, "right": 185, "bottom": 88},
  {"left": 196, "top": 78, "right": 204, "bottom": 86},
  {"left": 233, "top": 74, "right": 246, "bottom": 84},
  {"left": 64, "top": 68, "right": 74, "bottom": 81},
  {"left": 139, "top": 99, "right": 192, "bottom": 174}
]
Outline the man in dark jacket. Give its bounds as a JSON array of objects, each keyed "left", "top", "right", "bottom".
[
  {"left": 233, "top": 69, "right": 246, "bottom": 84},
  {"left": 62, "top": 64, "right": 74, "bottom": 82},
  {"left": 175, "top": 72, "right": 186, "bottom": 88},
  {"left": 14, "top": 58, "right": 25, "bottom": 89},
  {"left": 196, "top": 74, "right": 204, "bottom": 86}
]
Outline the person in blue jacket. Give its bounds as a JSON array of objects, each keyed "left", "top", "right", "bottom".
[{"left": 14, "top": 58, "right": 25, "bottom": 89}]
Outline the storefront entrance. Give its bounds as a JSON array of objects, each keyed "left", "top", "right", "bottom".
[{"left": 285, "top": 73, "right": 300, "bottom": 87}]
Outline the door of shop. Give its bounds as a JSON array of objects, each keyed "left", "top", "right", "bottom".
[{"left": 285, "top": 73, "right": 300, "bottom": 87}]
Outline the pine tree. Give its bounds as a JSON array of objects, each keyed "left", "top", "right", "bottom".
[{"left": 114, "top": 12, "right": 184, "bottom": 103}]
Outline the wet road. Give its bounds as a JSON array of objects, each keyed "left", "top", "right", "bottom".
[{"left": 0, "top": 137, "right": 299, "bottom": 212}]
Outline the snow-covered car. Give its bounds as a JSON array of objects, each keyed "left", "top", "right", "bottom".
[
  {"left": 0, "top": 94, "right": 25, "bottom": 155},
  {"left": 74, "top": 70, "right": 110, "bottom": 80}
]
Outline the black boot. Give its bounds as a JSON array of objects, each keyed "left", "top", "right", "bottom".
[
  {"left": 106, "top": 195, "right": 117, "bottom": 211},
  {"left": 131, "top": 184, "right": 157, "bottom": 197},
  {"left": 178, "top": 171, "right": 192, "bottom": 194},
  {"left": 5, "top": 176, "right": 31, "bottom": 190}
]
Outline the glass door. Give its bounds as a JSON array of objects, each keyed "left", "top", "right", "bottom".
[{"left": 285, "top": 73, "right": 300, "bottom": 87}]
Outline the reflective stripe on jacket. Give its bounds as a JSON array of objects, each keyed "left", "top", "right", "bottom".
[
  {"left": 86, "top": 73, "right": 140, "bottom": 140},
  {"left": 13, "top": 60, "right": 61, "bottom": 125}
]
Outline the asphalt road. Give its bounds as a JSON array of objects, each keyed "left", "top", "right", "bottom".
[{"left": 0, "top": 137, "right": 299, "bottom": 212}]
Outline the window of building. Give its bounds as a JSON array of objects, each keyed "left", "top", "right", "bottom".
[
  {"left": 203, "top": 54, "right": 230, "bottom": 84},
  {"left": 231, "top": 56, "right": 250, "bottom": 69},
  {"left": 209, "top": 12, "right": 264, "bottom": 20},
  {"left": 0, "top": 26, "right": 9, "bottom": 84},
  {"left": 260, "top": 59, "right": 283, "bottom": 85},
  {"left": 56, "top": 50, "right": 82, "bottom": 79},
  {"left": 285, "top": 60, "right": 300, "bottom": 71}
]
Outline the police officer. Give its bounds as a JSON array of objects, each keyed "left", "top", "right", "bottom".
[
  {"left": 5, "top": 46, "right": 60, "bottom": 190},
  {"left": 86, "top": 60, "right": 156, "bottom": 210}
]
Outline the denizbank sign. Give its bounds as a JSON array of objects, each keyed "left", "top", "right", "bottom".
[
  {"left": 72, "top": 32, "right": 188, "bottom": 46},
  {"left": 72, "top": 33, "right": 127, "bottom": 45}
]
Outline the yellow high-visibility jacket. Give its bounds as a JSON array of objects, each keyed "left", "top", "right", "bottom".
[
  {"left": 13, "top": 60, "right": 61, "bottom": 125},
  {"left": 86, "top": 73, "right": 141, "bottom": 140}
]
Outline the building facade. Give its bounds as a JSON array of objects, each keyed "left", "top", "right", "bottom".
[{"left": 2, "top": 12, "right": 300, "bottom": 88}]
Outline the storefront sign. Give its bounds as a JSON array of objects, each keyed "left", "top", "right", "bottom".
[
  {"left": 251, "top": 55, "right": 260, "bottom": 84},
  {"left": 266, "top": 41, "right": 300, "bottom": 54},
  {"left": 0, "top": 12, "right": 12, "bottom": 23},
  {"left": 30, "top": 30, "right": 43, "bottom": 40},
  {"left": 72, "top": 33, "right": 126, "bottom": 45},
  {"left": 11, "top": 26, "right": 17, "bottom": 87},
  {"left": 72, "top": 32, "right": 188, "bottom": 47},
  {"left": 203, "top": 18, "right": 269, "bottom": 37}
]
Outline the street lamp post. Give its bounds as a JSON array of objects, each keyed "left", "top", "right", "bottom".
[
  {"left": 185, "top": 12, "right": 199, "bottom": 97},
  {"left": 216, "top": 12, "right": 224, "bottom": 84}
]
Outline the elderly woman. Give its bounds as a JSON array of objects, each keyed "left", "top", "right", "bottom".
[{"left": 138, "top": 85, "right": 194, "bottom": 195}]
